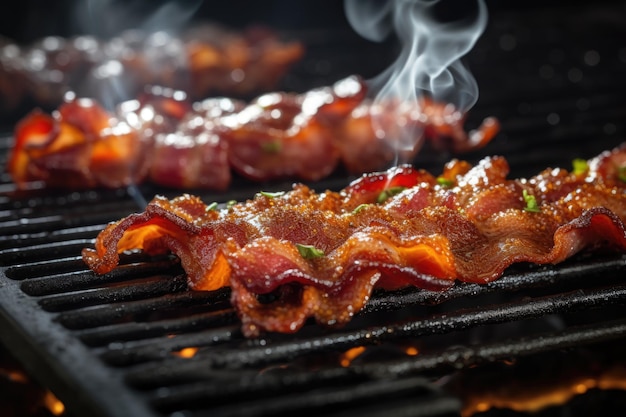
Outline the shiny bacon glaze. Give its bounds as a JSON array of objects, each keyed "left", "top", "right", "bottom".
[
  {"left": 82, "top": 144, "right": 626, "bottom": 336},
  {"left": 8, "top": 76, "right": 499, "bottom": 190}
]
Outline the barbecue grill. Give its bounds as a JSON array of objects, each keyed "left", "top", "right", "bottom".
[{"left": 1, "top": 1, "right": 626, "bottom": 416}]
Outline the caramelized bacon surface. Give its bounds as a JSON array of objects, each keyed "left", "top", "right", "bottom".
[
  {"left": 82, "top": 144, "right": 626, "bottom": 336},
  {"left": 8, "top": 76, "right": 499, "bottom": 190}
]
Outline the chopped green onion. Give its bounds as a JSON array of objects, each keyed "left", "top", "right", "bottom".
[
  {"left": 522, "top": 190, "right": 540, "bottom": 213},
  {"left": 572, "top": 158, "right": 588, "bottom": 175},
  {"left": 226, "top": 200, "right": 237, "bottom": 209},
  {"left": 376, "top": 186, "right": 406, "bottom": 204},
  {"left": 207, "top": 202, "right": 219, "bottom": 211},
  {"left": 619, "top": 166, "right": 626, "bottom": 183},
  {"left": 352, "top": 203, "right": 370, "bottom": 214},
  {"left": 257, "top": 191, "right": 285, "bottom": 198},
  {"left": 261, "top": 141, "right": 281, "bottom": 153},
  {"left": 296, "top": 243, "right": 325, "bottom": 259},
  {"left": 436, "top": 177, "right": 455, "bottom": 187}
]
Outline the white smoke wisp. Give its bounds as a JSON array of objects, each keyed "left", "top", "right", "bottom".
[
  {"left": 344, "top": 0, "right": 488, "bottom": 154},
  {"left": 69, "top": 0, "right": 203, "bottom": 110},
  {"left": 76, "top": 0, "right": 203, "bottom": 38}
]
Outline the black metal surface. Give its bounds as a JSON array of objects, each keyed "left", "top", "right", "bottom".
[{"left": 0, "top": 3, "right": 626, "bottom": 417}]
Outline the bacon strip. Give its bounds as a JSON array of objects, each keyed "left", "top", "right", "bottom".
[
  {"left": 0, "top": 24, "right": 304, "bottom": 113},
  {"left": 8, "top": 76, "right": 499, "bottom": 190},
  {"left": 82, "top": 144, "right": 626, "bottom": 336}
]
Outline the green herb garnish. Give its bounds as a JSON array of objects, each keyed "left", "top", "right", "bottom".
[
  {"left": 376, "top": 186, "right": 406, "bottom": 204},
  {"left": 296, "top": 243, "right": 325, "bottom": 259},
  {"left": 522, "top": 190, "right": 540, "bottom": 213},
  {"left": 572, "top": 158, "right": 589, "bottom": 175},
  {"left": 352, "top": 203, "right": 371, "bottom": 214},
  {"left": 619, "top": 166, "right": 626, "bottom": 183},
  {"left": 436, "top": 177, "right": 455, "bottom": 188},
  {"left": 261, "top": 141, "right": 281, "bottom": 153},
  {"left": 257, "top": 191, "right": 285, "bottom": 198},
  {"left": 226, "top": 200, "right": 237, "bottom": 209},
  {"left": 207, "top": 202, "right": 219, "bottom": 211}
]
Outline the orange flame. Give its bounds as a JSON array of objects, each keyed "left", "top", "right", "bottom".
[
  {"left": 462, "top": 368, "right": 626, "bottom": 416},
  {"left": 43, "top": 391, "right": 65, "bottom": 416},
  {"left": 339, "top": 345, "right": 420, "bottom": 367},
  {"left": 405, "top": 346, "right": 419, "bottom": 356},
  {"left": 4, "top": 369, "right": 29, "bottom": 383},
  {"left": 340, "top": 346, "right": 366, "bottom": 367},
  {"left": 172, "top": 347, "right": 199, "bottom": 358}
]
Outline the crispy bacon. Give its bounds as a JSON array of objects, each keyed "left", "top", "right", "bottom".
[
  {"left": 82, "top": 144, "right": 626, "bottom": 336},
  {"left": 0, "top": 24, "right": 304, "bottom": 113},
  {"left": 8, "top": 76, "right": 499, "bottom": 190},
  {"left": 9, "top": 98, "right": 149, "bottom": 189}
]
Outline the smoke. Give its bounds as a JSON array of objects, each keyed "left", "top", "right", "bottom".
[
  {"left": 64, "top": 0, "right": 203, "bottom": 110},
  {"left": 344, "top": 0, "right": 488, "bottom": 150},
  {"left": 73, "top": 0, "right": 203, "bottom": 38}
]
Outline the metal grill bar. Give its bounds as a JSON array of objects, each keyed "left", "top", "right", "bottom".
[
  {"left": 364, "top": 255, "right": 626, "bottom": 312},
  {"left": 77, "top": 309, "right": 240, "bottom": 347},
  {"left": 377, "top": 319, "right": 626, "bottom": 378},
  {"left": 0, "top": 210, "right": 135, "bottom": 235},
  {"left": 0, "top": 224, "right": 106, "bottom": 251},
  {"left": 38, "top": 274, "right": 189, "bottom": 312},
  {"left": 168, "top": 375, "right": 460, "bottom": 417},
  {"left": 134, "top": 319, "right": 626, "bottom": 417},
  {"left": 19, "top": 259, "right": 182, "bottom": 296},
  {"left": 0, "top": 239, "right": 95, "bottom": 265},
  {"left": 56, "top": 289, "right": 233, "bottom": 330},
  {"left": 5, "top": 257, "right": 88, "bottom": 279},
  {"left": 118, "top": 283, "right": 626, "bottom": 377}
]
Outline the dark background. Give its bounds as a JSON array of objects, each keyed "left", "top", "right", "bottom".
[{"left": 0, "top": 0, "right": 621, "bottom": 43}]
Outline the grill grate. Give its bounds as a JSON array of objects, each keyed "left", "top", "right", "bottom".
[{"left": 1, "top": 3, "right": 626, "bottom": 417}]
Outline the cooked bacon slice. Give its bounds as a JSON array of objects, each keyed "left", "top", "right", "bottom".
[
  {"left": 222, "top": 76, "right": 367, "bottom": 182},
  {"left": 9, "top": 98, "right": 148, "bottom": 189},
  {"left": 82, "top": 144, "right": 626, "bottom": 336},
  {"left": 0, "top": 24, "right": 304, "bottom": 113},
  {"left": 8, "top": 76, "right": 499, "bottom": 190},
  {"left": 123, "top": 88, "right": 236, "bottom": 190},
  {"left": 181, "top": 24, "right": 305, "bottom": 98},
  {"left": 337, "top": 98, "right": 499, "bottom": 173}
]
